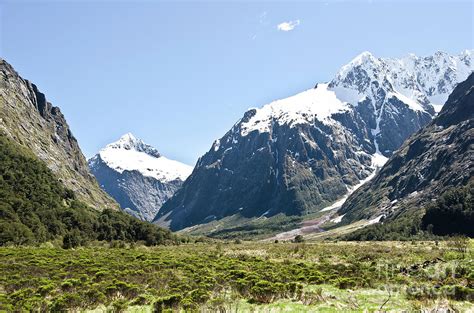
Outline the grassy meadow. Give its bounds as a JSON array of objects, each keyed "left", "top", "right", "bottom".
[{"left": 1, "top": 240, "right": 473, "bottom": 312}]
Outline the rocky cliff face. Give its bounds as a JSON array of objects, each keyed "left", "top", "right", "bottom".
[
  {"left": 0, "top": 58, "right": 117, "bottom": 210},
  {"left": 338, "top": 73, "right": 474, "bottom": 224},
  {"left": 89, "top": 133, "right": 192, "bottom": 221},
  {"left": 155, "top": 50, "right": 473, "bottom": 231}
]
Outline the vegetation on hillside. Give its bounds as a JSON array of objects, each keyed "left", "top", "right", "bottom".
[
  {"left": 0, "top": 133, "right": 176, "bottom": 247},
  {"left": 421, "top": 183, "right": 473, "bottom": 237},
  {"left": 0, "top": 241, "right": 472, "bottom": 311},
  {"left": 183, "top": 213, "right": 304, "bottom": 240},
  {"left": 342, "top": 183, "right": 473, "bottom": 241}
]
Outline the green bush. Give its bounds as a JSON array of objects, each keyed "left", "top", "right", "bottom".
[
  {"left": 294, "top": 235, "right": 305, "bottom": 243},
  {"left": 154, "top": 294, "right": 182, "bottom": 312},
  {"left": 62, "top": 230, "right": 83, "bottom": 249}
]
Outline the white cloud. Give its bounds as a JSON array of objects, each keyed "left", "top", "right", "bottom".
[{"left": 277, "top": 20, "right": 300, "bottom": 32}]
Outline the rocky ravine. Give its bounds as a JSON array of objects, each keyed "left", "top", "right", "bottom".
[
  {"left": 155, "top": 50, "right": 473, "bottom": 232},
  {"left": 0, "top": 58, "right": 117, "bottom": 210},
  {"left": 89, "top": 133, "right": 192, "bottom": 221}
]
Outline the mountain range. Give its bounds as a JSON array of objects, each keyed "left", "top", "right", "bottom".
[
  {"left": 0, "top": 49, "right": 472, "bottom": 242},
  {"left": 153, "top": 50, "right": 473, "bottom": 236}
]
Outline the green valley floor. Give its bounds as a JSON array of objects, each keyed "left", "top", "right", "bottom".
[{"left": 1, "top": 240, "right": 473, "bottom": 312}]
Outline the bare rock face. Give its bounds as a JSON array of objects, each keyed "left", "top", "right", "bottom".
[
  {"left": 339, "top": 73, "right": 474, "bottom": 223},
  {"left": 155, "top": 50, "right": 473, "bottom": 232},
  {"left": 0, "top": 58, "right": 117, "bottom": 210},
  {"left": 89, "top": 133, "right": 192, "bottom": 221}
]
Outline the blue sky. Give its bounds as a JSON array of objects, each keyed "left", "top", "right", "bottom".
[{"left": 1, "top": 1, "right": 473, "bottom": 165}]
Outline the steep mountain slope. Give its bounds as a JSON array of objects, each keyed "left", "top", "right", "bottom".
[
  {"left": 0, "top": 132, "right": 176, "bottom": 247},
  {"left": 338, "top": 72, "right": 474, "bottom": 226},
  {"left": 89, "top": 133, "right": 192, "bottom": 221},
  {"left": 155, "top": 50, "right": 473, "bottom": 233},
  {"left": 0, "top": 59, "right": 117, "bottom": 210}
]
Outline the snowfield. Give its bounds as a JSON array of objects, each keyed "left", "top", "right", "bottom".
[{"left": 96, "top": 133, "right": 192, "bottom": 182}]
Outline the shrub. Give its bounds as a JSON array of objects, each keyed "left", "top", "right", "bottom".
[
  {"left": 250, "top": 280, "right": 278, "bottom": 304},
  {"left": 335, "top": 277, "right": 357, "bottom": 289},
  {"left": 294, "top": 235, "right": 305, "bottom": 243},
  {"left": 62, "top": 230, "right": 83, "bottom": 249},
  {"left": 154, "top": 294, "right": 182, "bottom": 312}
]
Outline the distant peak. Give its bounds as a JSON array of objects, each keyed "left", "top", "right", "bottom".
[
  {"left": 434, "top": 50, "right": 448, "bottom": 56},
  {"left": 348, "top": 51, "right": 378, "bottom": 67},
  {"left": 355, "top": 50, "right": 374, "bottom": 60},
  {"left": 338, "top": 51, "right": 380, "bottom": 75},
  {"left": 461, "top": 49, "right": 473, "bottom": 57},
  {"left": 104, "top": 133, "right": 161, "bottom": 158},
  {"left": 118, "top": 132, "right": 139, "bottom": 144},
  {"left": 330, "top": 51, "right": 382, "bottom": 91},
  {"left": 121, "top": 132, "right": 136, "bottom": 139}
]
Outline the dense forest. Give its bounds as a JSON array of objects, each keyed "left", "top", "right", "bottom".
[
  {"left": 421, "top": 183, "right": 474, "bottom": 237},
  {"left": 0, "top": 133, "right": 178, "bottom": 247}
]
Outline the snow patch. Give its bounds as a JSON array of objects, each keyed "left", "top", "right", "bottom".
[
  {"left": 240, "top": 84, "right": 351, "bottom": 136},
  {"left": 389, "top": 92, "right": 426, "bottom": 112},
  {"left": 320, "top": 168, "right": 377, "bottom": 212},
  {"left": 331, "top": 214, "right": 345, "bottom": 223},
  {"left": 367, "top": 214, "right": 384, "bottom": 225}
]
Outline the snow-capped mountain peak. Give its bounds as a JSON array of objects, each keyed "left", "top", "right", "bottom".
[
  {"left": 236, "top": 50, "right": 473, "bottom": 155},
  {"left": 90, "top": 133, "right": 192, "bottom": 182},
  {"left": 331, "top": 50, "right": 474, "bottom": 113},
  {"left": 334, "top": 51, "right": 383, "bottom": 86},
  {"left": 105, "top": 132, "right": 161, "bottom": 158}
]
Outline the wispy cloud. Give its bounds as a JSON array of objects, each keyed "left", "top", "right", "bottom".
[
  {"left": 277, "top": 20, "right": 300, "bottom": 32},
  {"left": 251, "top": 11, "right": 269, "bottom": 40},
  {"left": 259, "top": 11, "right": 268, "bottom": 25}
]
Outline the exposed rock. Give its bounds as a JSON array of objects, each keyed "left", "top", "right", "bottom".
[
  {"left": 0, "top": 58, "right": 117, "bottom": 210},
  {"left": 339, "top": 73, "right": 474, "bottom": 223}
]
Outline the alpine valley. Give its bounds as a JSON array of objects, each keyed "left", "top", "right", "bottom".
[
  {"left": 3, "top": 3, "right": 474, "bottom": 311},
  {"left": 154, "top": 50, "right": 473, "bottom": 238}
]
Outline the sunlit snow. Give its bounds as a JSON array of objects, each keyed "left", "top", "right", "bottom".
[
  {"left": 98, "top": 133, "right": 193, "bottom": 182},
  {"left": 240, "top": 84, "right": 351, "bottom": 136}
]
